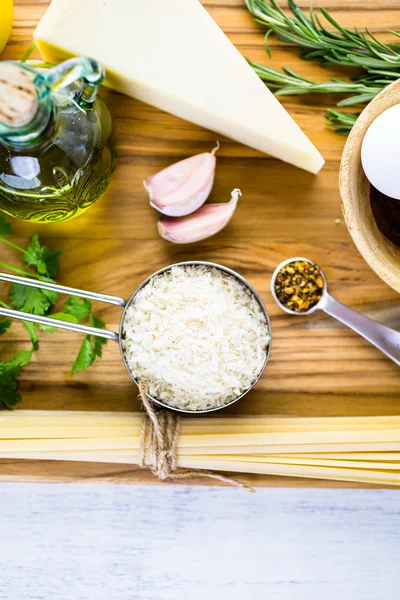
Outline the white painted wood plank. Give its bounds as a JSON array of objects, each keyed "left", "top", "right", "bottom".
[{"left": 0, "top": 485, "right": 399, "bottom": 599}]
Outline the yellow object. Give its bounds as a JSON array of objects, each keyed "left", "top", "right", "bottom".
[
  {"left": 1, "top": 411, "right": 400, "bottom": 486},
  {"left": 0, "top": 0, "right": 13, "bottom": 55},
  {"left": 34, "top": 0, "right": 324, "bottom": 174}
]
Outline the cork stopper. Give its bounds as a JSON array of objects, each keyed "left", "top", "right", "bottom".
[{"left": 0, "top": 63, "right": 39, "bottom": 128}]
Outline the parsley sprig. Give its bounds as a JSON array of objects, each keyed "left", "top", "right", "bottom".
[
  {"left": 0, "top": 215, "right": 107, "bottom": 407},
  {"left": 63, "top": 297, "right": 107, "bottom": 374}
]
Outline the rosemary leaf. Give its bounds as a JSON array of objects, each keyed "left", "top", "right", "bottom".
[
  {"left": 248, "top": 59, "right": 386, "bottom": 102},
  {"left": 336, "top": 93, "right": 378, "bottom": 107},
  {"left": 246, "top": 0, "right": 400, "bottom": 70},
  {"left": 326, "top": 109, "right": 359, "bottom": 134},
  {"left": 245, "top": 0, "right": 400, "bottom": 132}
]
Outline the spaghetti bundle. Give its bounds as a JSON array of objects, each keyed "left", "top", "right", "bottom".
[{"left": 1, "top": 411, "right": 400, "bottom": 485}]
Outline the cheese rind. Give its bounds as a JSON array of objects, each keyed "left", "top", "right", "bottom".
[{"left": 34, "top": 0, "right": 324, "bottom": 173}]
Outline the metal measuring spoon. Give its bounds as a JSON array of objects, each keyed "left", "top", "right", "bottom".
[{"left": 271, "top": 257, "right": 400, "bottom": 367}]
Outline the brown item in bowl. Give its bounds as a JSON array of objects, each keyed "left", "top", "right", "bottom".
[{"left": 370, "top": 185, "right": 400, "bottom": 249}]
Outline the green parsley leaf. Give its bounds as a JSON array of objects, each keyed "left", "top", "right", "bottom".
[
  {"left": 11, "top": 349, "right": 34, "bottom": 368},
  {"left": 38, "top": 312, "right": 80, "bottom": 333},
  {"left": 0, "top": 363, "right": 22, "bottom": 409},
  {"left": 0, "top": 347, "right": 35, "bottom": 410},
  {"left": 64, "top": 302, "right": 107, "bottom": 373},
  {"left": 0, "top": 326, "right": 38, "bottom": 409},
  {"left": 0, "top": 319, "right": 12, "bottom": 336},
  {"left": 22, "top": 234, "right": 63, "bottom": 279},
  {"left": 90, "top": 314, "right": 107, "bottom": 359},
  {"left": 0, "top": 221, "right": 107, "bottom": 403},
  {"left": 23, "top": 321, "right": 39, "bottom": 351},
  {"left": 71, "top": 337, "right": 95, "bottom": 375},
  {"left": 90, "top": 314, "right": 106, "bottom": 330},
  {"left": 10, "top": 284, "right": 57, "bottom": 316},
  {"left": 0, "top": 215, "right": 14, "bottom": 237},
  {"left": 70, "top": 313, "right": 107, "bottom": 374},
  {"left": 93, "top": 336, "right": 107, "bottom": 360},
  {"left": 63, "top": 297, "right": 92, "bottom": 321}
]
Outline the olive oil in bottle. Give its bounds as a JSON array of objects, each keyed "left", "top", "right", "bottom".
[{"left": 0, "top": 58, "right": 117, "bottom": 223}]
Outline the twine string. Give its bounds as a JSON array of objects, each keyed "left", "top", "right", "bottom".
[{"left": 138, "top": 382, "right": 254, "bottom": 492}]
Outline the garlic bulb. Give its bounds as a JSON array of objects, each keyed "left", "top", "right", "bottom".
[
  {"left": 143, "top": 143, "right": 219, "bottom": 217},
  {"left": 158, "top": 188, "right": 241, "bottom": 244}
]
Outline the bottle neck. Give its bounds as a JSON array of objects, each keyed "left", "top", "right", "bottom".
[
  {"left": 0, "top": 58, "right": 105, "bottom": 151},
  {"left": 0, "top": 94, "right": 55, "bottom": 150}
]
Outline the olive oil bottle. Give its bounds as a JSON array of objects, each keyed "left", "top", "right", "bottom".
[{"left": 0, "top": 58, "right": 117, "bottom": 223}]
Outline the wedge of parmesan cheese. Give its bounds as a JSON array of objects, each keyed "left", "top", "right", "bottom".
[{"left": 34, "top": 0, "right": 324, "bottom": 173}]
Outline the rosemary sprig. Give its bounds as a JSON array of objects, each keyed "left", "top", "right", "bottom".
[
  {"left": 325, "top": 109, "right": 359, "bottom": 135},
  {"left": 245, "top": 0, "right": 400, "bottom": 132},
  {"left": 250, "top": 61, "right": 385, "bottom": 106},
  {"left": 245, "top": 0, "right": 400, "bottom": 70}
]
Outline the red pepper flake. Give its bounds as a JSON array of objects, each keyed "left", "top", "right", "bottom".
[{"left": 275, "top": 260, "right": 324, "bottom": 313}]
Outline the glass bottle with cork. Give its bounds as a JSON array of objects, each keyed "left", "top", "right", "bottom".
[{"left": 0, "top": 57, "right": 117, "bottom": 223}]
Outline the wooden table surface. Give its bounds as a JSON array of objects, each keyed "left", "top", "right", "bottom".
[
  {"left": 1, "top": 484, "right": 399, "bottom": 599},
  {"left": 1, "top": 0, "right": 399, "bottom": 488}
]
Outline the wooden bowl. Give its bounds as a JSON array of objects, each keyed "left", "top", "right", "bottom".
[{"left": 339, "top": 79, "right": 400, "bottom": 293}]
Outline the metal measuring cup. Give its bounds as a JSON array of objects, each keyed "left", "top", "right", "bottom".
[
  {"left": 271, "top": 256, "right": 400, "bottom": 367},
  {"left": 0, "top": 261, "right": 272, "bottom": 413}
]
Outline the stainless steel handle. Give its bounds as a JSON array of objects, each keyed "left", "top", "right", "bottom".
[
  {"left": 0, "top": 272, "right": 126, "bottom": 342},
  {"left": 0, "top": 273, "right": 126, "bottom": 307},
  {"left": 0, "top": 306, "right": 119, "bottom": 341},
  {"left": 320, "top": 293, "right": 400, "bottom": 366}
]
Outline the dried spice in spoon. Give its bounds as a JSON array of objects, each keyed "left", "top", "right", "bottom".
[{"left": 274, "top": 260, "right": 324, "bottom": 313}]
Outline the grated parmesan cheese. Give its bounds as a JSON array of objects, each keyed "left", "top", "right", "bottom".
[{"left": 122, "top": 265, "right": 270, "bottom": 411}]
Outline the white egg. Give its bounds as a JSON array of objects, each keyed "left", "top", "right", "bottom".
[{"left": 361, "top": 103, "right": 400, "bottom": 200}]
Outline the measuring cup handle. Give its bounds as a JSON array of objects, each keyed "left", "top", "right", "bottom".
[
  {"left": 0, "top": 306, "right": 119, "bottom": 341},
  {"left": 0, "top": 272, "right": 127, "bottom": 307},
  {"left": 0, "top": 271, "right": 125, "bottom": 342},
  {"left": 320, "top": 293, "right": 400, "bottom": 367}
]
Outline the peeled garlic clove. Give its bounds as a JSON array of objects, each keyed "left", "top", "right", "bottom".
[
  {"left": 158, "top": 188, "right": 241, "bottom": 244},
  {"left": 144, "top": 143, "right": 219, "bottom": 217}
]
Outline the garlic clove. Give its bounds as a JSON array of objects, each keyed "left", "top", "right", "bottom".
[
  {"left": 143, "top": 143, "right": 219, "bottom": 217},
  {"left": 158, "top": 188, "right": 241, "bottom": 244}
]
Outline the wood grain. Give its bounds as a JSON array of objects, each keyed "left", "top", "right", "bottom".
[
  {"left": 1, "top": 0, "right": 400, "bottom": 487},
  {"left": 1, "top": 484, "right": 399, "bottom": 599}
]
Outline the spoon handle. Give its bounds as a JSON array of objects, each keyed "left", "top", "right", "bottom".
[{"left": 320, "top": 293, "right": 400, "bottom": 366}]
